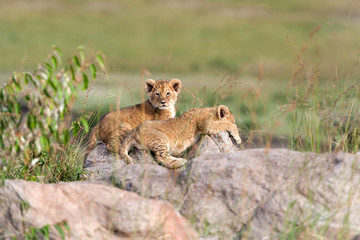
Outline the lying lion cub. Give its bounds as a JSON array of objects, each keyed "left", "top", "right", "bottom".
[
  {"left": 119, "top": 105, "right": 241, "bottom": 169},
  {"left": 86, "top": 78, "right": 181, "bottom": 157}
]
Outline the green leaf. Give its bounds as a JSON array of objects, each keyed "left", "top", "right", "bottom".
[
  {"left": 1, "top": 172, "right": 5, "bottom": 187},
  {"left": 55, "top": 225, "right": 65, "bottom": 240},
  {"left": 12, "top": 73, "right": 21, "bottom": 91},
  {"left": 45, "top": 62, "right": 53, "bottom": 73},
  {"left": 25, "top": 73, "right": 35, "bottom": 85},
  {"left": 40, "top": 225, "right": 50, "bottom": 240},
  {"left": 48, "top": 78, "right": 58, "bottom": 91},
  {"left": 43, "top": 88, "right": 51, "bottom": 98},
  {"left": 14, "top": 101, "right": 21, "bottom": 114},
  {"left": 64, "top": 221, "right": 70, "bottom": 232},
  {"left": 62, "top": 129, "right": 70, "bottom": 145},
  {"left": 14, "top": 83, "right": 21, "bottom": 91},
  {"left": 0, "top": 136, "right": 4, "bottom": 149},
  {"left": 78, "top": 45, "right": 85, "bottom": 63},
  {"left": 6, "top": 85, "right": 14, "bottom": 95},
  {"left": 80, "top": 117, "right": 89, "bottom": 133},
  {"left": 69, "top": 65, "right": 75, "bottom": 80},
  {"left": 0, "top": 89, "right": 5, "bottom": 101},
  {"left": 53, "top": 45, "right": 63, "bottom": 57},
  {"left": 51, "top": 55, "right": 58, "bottom": 69},
  {"left": 21, "top": 200, "right": 30, "bottom": 212},
  {"left": 90, "top": 64, "right": 96, "bottom": 78},
  {"left": 40, "top": 136, "right": 50, "bottom": 151},
  {"left": 96, "top": 53, "right": 105, "bottom": 71},
  {"left": 25, "top": 73, "right": 33, "bottom": 85},
  {"left": 14, "top": 139, "right": 20, "bottom": 153},
  {"left": 72, "top": 121, "right": 80, "bottom": 137},
  {"left": 30, "top": 227, "right": 37, "bottom": 237},
  {"left": 27, "top": 115, "right": 37, "bottom": 130},
  {"left": 30, "top": 176, "right": 38, "bottom": 181},
  {"left": 16, "top": 115, "right": 23, "bottom": 127},
  {"left": 73, "top": 56, "right": 81, "bottom": 68},
  {"left": 0, "top": 120, "right": 4, "bottom": 131},
  {"left": 60, "top": 106, "right": 65, "bottom": 119},
  {"left": 35, "top": 138, "right": 42, "bottom": 154},
  {"left": 37, "top": 118, "right": 44, "bottom": 130},
  {"left": 82, "top": 73, "right": 89, "bottom": 90},
  {"left": 11, "top": 72, "right": 17, "bottom": 83},
  {"left": 7, "top": 101, "right": 13, "bottom": 112},
  {"left": 30, "top": 75, "right": 39, "bottom": 87}
]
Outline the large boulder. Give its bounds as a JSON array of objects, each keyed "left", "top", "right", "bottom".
[
  {"left": 0, "top": 180, "right": 198, "bottom": 240},
  {"left": 110, "top": 149, "right": 360, "bottom": 239},
  {"left": 84, "top": 132, "right": 239, "bottom": 181}
]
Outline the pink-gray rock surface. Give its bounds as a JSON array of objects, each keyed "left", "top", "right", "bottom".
[
  {"left": 6, "top": 130, "right": 360, "bottom": 239},
  {"left": 110, "top": 149, "right": 360, "bottom": 239},
  {"left": 0, "top": 180, "right": 198, "bottom": 240}
]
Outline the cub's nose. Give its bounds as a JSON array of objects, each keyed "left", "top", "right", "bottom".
[{"left": 161, "top": 100, "right": 166, "bottom": 104}]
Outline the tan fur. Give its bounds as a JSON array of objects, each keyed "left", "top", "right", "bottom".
[
  {"left": 119, "top": 105, "right": 241, "bottom": 169},
  {"left": 86, "top": 78, "right": 182, "bottom": 157}
]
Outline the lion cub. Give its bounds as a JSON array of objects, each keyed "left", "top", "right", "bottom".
[
  {"left": 86, "top": 78, "right": 181, "bottom": 156},
  {"left": 119, "top": 105, "right": 241, "bottom": 169}
]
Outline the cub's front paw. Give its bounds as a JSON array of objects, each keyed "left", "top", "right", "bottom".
[
  {"left": 229, "top": 134, "right": 242, "bottom": 147},
  {"left": 178, "top": 158, "right": 187, "bottom": 166},
  {"left": 234, "top": 137, "right": 242, "bottom": 145},
  {"left": 167, "top": 158, "right": 187, "bottom": 169}
]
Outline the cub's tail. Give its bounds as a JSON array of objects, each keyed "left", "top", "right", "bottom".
[{"left": 119, "top": 132, "right": 135, "bottom": 165}]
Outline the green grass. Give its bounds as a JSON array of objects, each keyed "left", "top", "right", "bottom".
[
  {"left": 77, "top": 68, "right": 359, "bottom": 154},
  {"left": 2, "top": 145, "right": 86, "bottom": 183},
  {"left": 0, "top": 0, "right": 359, "bottom": 80}
]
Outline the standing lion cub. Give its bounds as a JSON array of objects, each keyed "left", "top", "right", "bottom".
[
  {"left": 86, "top": 78, "right": 181, "bottom": 157},
  {"left": 119, "top": 105, "right": 241, "bottom": 169}
]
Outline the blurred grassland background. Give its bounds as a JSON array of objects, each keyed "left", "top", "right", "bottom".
[{"left": 0, "top": 0, "right": 359, "bottom": 149}]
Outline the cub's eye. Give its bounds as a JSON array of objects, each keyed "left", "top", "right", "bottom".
[
  {"left": 166, "top": 92, "right": 171, "bottom": 96},
  {"left": 155, "top": 92, "right": 160, "bottom": 96}
]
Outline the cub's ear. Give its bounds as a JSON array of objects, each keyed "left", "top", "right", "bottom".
[
  {"left": 217, "top": 105, "right": 230, "bottom": 119},
  {"left": 145, "top": 79, "right": 156, "bottom": 94},
  {"left": 170, "top": 78, "right": 181, "bottom": 94}
]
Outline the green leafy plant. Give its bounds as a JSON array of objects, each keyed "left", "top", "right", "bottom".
[
  {"left": 23, "top": 221, "right": 70, "bottom": 240},
  {"left": 0, "top": 46, "right": 105, "bottom": 182}
]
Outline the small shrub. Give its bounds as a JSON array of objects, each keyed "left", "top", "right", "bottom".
[{"left": 0, "top": 46, "right": 105, "bottom": 182}]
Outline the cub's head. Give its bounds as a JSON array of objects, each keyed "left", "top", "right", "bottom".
[
  {"left": 215, "top": 105, "right": 236, "bottom": 124},
  {"left": 212, "top": 105, "right": 241, "bottom": 145},
  {"left": 145, "top": 78, "right": 181, "bottom": 110}
]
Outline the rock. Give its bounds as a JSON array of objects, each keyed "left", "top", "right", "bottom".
[
  {"left": 84, "top": 132, "right": 239, "bottom": 180},
  {"left": 84, "top": 143, "right": 125, "bottom": 181},
  {"left": 0, "top": 180, "right": 198, "bottom": 240},
  {"left": 186, "top": 132, "right": 239, "bottom": 159},
  {"left": 111, "top": 164, "right": 182, "bottom": 202},
  {"left": 84, "top": 143, "right": 155, "bottom": 181},
  {"left": 110, "top": 149, "right": 360, "bottom": 239}
]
